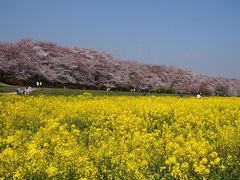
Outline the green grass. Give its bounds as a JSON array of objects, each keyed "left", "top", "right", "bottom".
[
  {"left": 0, "top": 82, "right": 178, "bottom": 97},
  {"left": 0, "top": 82, "right": 15, "bottom": 87},
  {"left": 30, "top": 87, "right": 151, "bottom": 96},
  {"left": 30, "top": 88, "right": 179, "bottom": 97},
  {"left": 0, "top": 82, "right": 20, "bottom": 93}
]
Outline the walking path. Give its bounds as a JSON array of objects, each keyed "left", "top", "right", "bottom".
[
  {"left": 0, "top": 92, "right": 17, "bottom": 95},
  {"left": 0, "top": 88, "right": 37, "bottom": 95}
]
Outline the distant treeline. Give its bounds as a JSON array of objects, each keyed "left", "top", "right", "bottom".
[{"left": 1, "top": 39, "right": 240, "bottom": 96}]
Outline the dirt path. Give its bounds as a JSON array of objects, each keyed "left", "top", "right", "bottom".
[
  {"left": 0, "top": 92, "right": 17, "bottom": 95},
  {"left": 0, "top": 88, "right": 37, "bottom": 95}
]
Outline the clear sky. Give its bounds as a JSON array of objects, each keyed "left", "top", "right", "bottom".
[{"left": 0, "top": 0, "right": 240, "bottom": 79}]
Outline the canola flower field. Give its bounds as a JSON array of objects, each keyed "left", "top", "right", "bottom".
[{"left": 0, "top": 94, "right": 240, "bottom": 179}]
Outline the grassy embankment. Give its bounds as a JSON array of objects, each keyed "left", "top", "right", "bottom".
[
  {"left": 0, "top": 82, "right": 20, "bottom": 93},
  {"left": 0, "top": 82, "right": 176, "bottom": 96}
]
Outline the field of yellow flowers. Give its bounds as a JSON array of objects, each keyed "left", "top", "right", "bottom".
[{"left": 0, "top": 94, "right": 240, "bottom": 179}]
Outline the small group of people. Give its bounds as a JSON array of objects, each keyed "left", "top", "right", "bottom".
[{"left": 16, "top": 86, "right": 32, "bottom": 95}]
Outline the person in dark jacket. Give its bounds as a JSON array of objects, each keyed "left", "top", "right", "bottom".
[{"left": 16, "top": 87, "right": 22, "bottom": 95}]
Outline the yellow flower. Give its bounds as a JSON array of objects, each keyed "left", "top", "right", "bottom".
[
  {"left": 0, "top": 95, "right": 240, "bottom": 179},
  {"left": 166, "top": 156, "right": 177, "bottom": 165},
  {"left": 200, "top": 158, "right": 208, "bottom": 165},
  {"left": 210, "top": 152, "right": 218, "bottom": 158},
  {"left": 46, "top": 165, "right": 58, "bottom": 177},
  {"left": 214, "top": 157, "right": 221, "bottom": 165},
  {"left": 181, "top": 162, "right": 189, "bottom": 171}
]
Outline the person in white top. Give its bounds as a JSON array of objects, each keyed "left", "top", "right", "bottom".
[{"left": 197, "top": 93, "right": 202, "bottom": 99}]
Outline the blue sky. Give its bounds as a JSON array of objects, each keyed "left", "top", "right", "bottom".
[{"left": 0, "top": 0, "right": 240, "bottom": 79}]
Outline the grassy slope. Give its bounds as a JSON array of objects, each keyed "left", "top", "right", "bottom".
[
  {"left": 0, "top": 82, "right": 19, "bottom": 93},
  {"left": 0, "top": 82, "right": 177, "bottom": 96},
  {"left": 30, "top": 88, "right": 155, "bottom": 96},
  {"left": 0, "top": 83, "right": 142, "bottom": 96}
]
